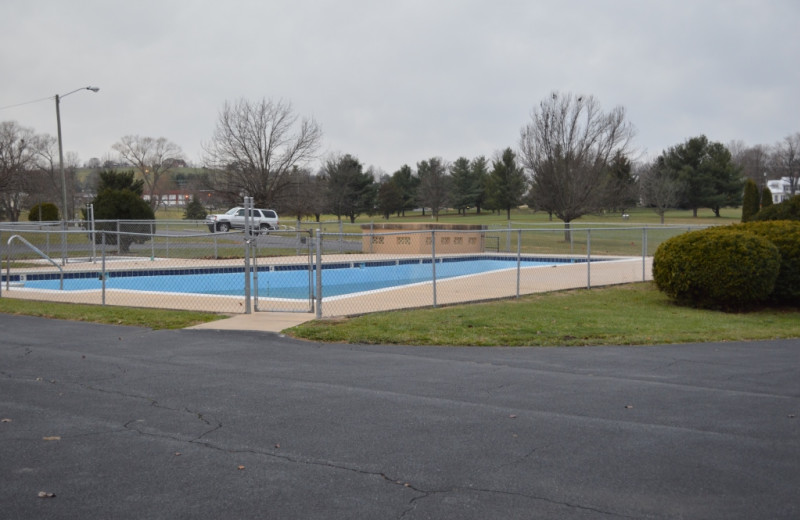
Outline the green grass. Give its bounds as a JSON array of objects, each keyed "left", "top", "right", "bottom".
[
  {"left": 286, "top": 283, "right": 800, "bottom": 346},
  {"left": 154, "top": 205, "right": 741, "bottom": 227},
  {"left": 1, "top": 282, "right": 797, "bottom": 345},
  {"left": 0, "top": 298, "right": 225, "bottom": 330}
]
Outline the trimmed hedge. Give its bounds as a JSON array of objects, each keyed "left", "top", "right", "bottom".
[
  {"left": 730, "top": 220, "right": 800, "bottom": 305},
  {"left": 28, "top": 202, "right": 60, "bottom": 221},
  {"left": 753, "top": 195, "right": 800, "bottom": 221},
  {"left": 653, "top": 227, "right": 781, "bottom": 311}
]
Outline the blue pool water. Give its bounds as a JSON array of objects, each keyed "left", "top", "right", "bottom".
[{"left": 16, "top": 257, "right": 585, "bottom": 299}]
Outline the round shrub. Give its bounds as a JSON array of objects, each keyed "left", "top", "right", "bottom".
[
  {"left": 753, "top": 195, "right": 800, "bottom": 221},
  {"left": 730, "top": 220, "right": 800, "bottom": 305},
  {"left": 28, "top": 202, "right": 60, "bottom": 221},
  {"left": 653, "top": 227, "right": 780, "bottom": 311}
]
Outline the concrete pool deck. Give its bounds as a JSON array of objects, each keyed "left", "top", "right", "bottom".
[
  {"left": 2, "top": 253, "right": 653, "bottom": 333},
  {"left": 194, "top": 255, "right": 654, "bottom": 332}
]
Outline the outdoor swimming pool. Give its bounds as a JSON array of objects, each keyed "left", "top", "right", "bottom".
[{"left": 12, "top": 256, "right": 589, "bottom": 299}]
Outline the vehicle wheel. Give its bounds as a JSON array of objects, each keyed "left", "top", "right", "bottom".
[
  {"left": 260, "top": 224, "right": 271, "bottom": 234},
  {"left": 217, "top": 222, "right": 230, "bottom": 232}
]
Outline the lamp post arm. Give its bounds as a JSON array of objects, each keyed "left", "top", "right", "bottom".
[{"left": 59, "top": 86, "right": 100, "bottom": 99}]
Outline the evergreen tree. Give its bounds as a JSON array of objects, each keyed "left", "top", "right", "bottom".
[
  {"left": 84, "top": 170, "right": 154, "bottom": 253},
  {"left": 391, "top": 164, "right": 418, "bottom": 216},
  {"left": 470, "top": 156, "right": 489, "bottom": 214},
  {"left": 449, "top": 157, "right": 474, "bottom": 215},
  {"left": 183, "top": 196, "right": 207, "bottom": 220},
  {"left": 658, "top": 136, "right": 743, "bottom": 217},
  {"left": 376, "top": 178, "right": 404, "bottom": 219},
  {"left": 28, "top": 202, "right": 60, "bottom": 221},
  {"left": 322, "top": 154, "right": 377, "bottom": 223},
  {"left": 741, "top": 179, "right": 760, "bottom": 222},
  {"left": 603, "top": 151, "right": 638, "bottom": 212},
  {"left": 487, "top": 148, "right": 527, "bottom": 220},
  {"left": 761, "top": 186, "right": 774, "bottom": 209},
  {"left": 97, "top": 169, "right": 144, "bottom": 195}
]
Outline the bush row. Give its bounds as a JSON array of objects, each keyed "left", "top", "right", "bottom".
[{"left": 653, "top": 220, "right": 800, "bottom": 311}]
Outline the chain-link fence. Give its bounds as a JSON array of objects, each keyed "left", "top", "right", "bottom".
[{"left": 1, "top": 220, "right": 706, "bottom": 318}]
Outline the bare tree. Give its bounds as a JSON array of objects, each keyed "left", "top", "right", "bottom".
[
  {"left": 113, "top": 135, "right": 184, "bottom": 210},
  {"left": 273, "top": 166, "right": 322, "bottom": 221},
  {"left": 202, "top": 98, "right": 322, "bottom": 208},
  {"left": 519, "top": 92, "right": 635, "bottom": 239},
  {"left": 28, "top": 134, "right": 61, "bottom": 207},
  {"left": 638, "top": 160, "right": 682, "bottom": 224},
  {"left": 0, "top": 121, "right": 40, "bottom": 221},
  {"left": 416, "top": 157, "right": 450, "bottom": 221},
  {"left": 729, "top": 140, "right": 770, "bottom": 191},
  {"left": 770, "top": 132, "right": 800, "bottom": 196}
]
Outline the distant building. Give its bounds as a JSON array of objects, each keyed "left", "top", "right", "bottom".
[
  {"left": 143, "top": 191, "right": 191, "bottom": 206},
  {"left": 767, "top": 177, "right": 795, "bottom": 204},
  {"left": 142, "top": 190, "right": 219, "bottom": 208}
]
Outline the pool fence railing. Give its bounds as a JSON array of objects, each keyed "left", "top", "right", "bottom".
[{"left": 0, "top": 221, "right": 708, "bottom": 317}]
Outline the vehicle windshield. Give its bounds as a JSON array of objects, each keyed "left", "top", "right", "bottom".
[{"left": 224, "top": 207, "right": 240, "bottom": 215}]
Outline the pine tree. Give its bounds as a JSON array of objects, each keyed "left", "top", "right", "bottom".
[
  {"left": 741, "top": 179, "right": 760, "bottom": 222},
  {"left": 184, "top": 196, "right": 207, "bottom": 220},
  {"left": 487, "top": 148, "right": 526, "bottom": 220},
  {"left": 761, "top": 186, "right": 774, "bottom": 209}
]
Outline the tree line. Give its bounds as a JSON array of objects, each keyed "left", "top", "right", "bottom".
[{"left": 1, "top": 92, "right": 799, "bottom": 226}]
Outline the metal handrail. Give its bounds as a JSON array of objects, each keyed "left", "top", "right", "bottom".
[{"left": 5, "top": 235, "right": 64, "bottom": 290}]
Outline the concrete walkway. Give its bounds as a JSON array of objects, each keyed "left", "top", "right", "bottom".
[{"left": 188, "top": 310, "right": 315, "bottom": 332}]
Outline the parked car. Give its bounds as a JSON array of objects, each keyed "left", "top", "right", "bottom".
[{"left": 206, "top": 207, "right": 279, "bottom": 233}]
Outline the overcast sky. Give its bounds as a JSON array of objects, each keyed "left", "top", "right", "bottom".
[{"left": 2, "top": 0, "right": 798, "bottom": 174}]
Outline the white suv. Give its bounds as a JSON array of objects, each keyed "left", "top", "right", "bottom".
[{"left": 206, "top": 207, "right": 279, "bottom": 233}]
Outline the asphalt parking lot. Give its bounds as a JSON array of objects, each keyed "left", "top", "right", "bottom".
[{"left": 1, "top": 314, "right": 798, "bottom": 519}]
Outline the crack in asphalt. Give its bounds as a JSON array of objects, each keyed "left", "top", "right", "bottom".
[
  {"left": 409, "top": 486, "right": 636, "bottom": 519},
  {"left": 121, "top": 418, "right": 630, "bottom": 519}
]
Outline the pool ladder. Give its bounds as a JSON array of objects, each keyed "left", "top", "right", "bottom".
[{"left": 4, "top": 235, "right": 64, "bottom": 291}]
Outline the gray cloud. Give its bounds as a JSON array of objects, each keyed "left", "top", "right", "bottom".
[{"left": 2, "top": 0, "right": 798, "bottom": 173}]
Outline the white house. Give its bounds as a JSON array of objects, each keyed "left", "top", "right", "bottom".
[{"left": 767, "top": 177, "right": 795, "bottom": 204}]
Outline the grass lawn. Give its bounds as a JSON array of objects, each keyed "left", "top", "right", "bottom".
[
  {"left": 1, "top": 282, "right": 797, "bottom": 346},
  {"left": 0, "top": 298, "right": 225, "bottom": 330},
  {"left": 286, "top": 283, "right": 800, "bottom": 346}
]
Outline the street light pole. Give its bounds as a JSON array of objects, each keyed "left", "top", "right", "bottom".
[{"left": 55, "top": 86, "right": 99, "bottom": 264}]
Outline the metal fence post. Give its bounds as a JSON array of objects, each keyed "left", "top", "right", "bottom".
[
  {"left": 642, "top": 227, "right": 648, "bottom": 281},
  {"left": 586, "top": 228, "right": 591, "bottom": 289},
  {"left": 61, "top": 220, "right": 67, "bottom": 266},
  {"left": 88, "top": 204, "right": 96, "bottom": 263},
  {"left": 431, "top": 230, "right": 437, "bottom": 308},
  {"left": 296, "top": 219, "right": 302, "bottom": 256},
  {"left": 243, "top": 196, "right": 252, "bottom": 314},
  {"left": 569, "top": 225, "right": 574, "bottom": 255},
  {"left": 101, "top": 232, "right": 107, "bottom": 306},
  {"left": 315, "top": 230, "right": 323, "bottom": 319},
  {"left": 516, "top": 229, "right": 522, "bottom": 298}
]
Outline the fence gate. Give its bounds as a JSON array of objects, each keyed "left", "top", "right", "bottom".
[{"left": 248, "top": 228, "right": 315, "bottom": 314}]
